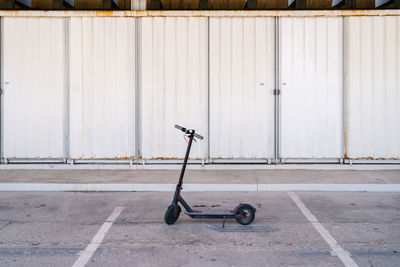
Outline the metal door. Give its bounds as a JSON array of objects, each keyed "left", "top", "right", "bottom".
[
  {"left": 140, "top": 17, "right": 208, "bottom": 160},
  {"left": 346, "top": 16, "right": 400, "bottom": 159},
  {"left": 209, "top": 17, "right": 276, "bottom": 159},
  {"left": 68, "top": 17, "right": 136, "bottom": 159},
  {"left": 1, "top": 18, "right": 67, "bottom": 159},
  {"left": 280, "top": 17, "right": 344, "bottom": 159}
]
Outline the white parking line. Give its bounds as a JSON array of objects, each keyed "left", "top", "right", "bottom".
[
  {"left": 288, "top": 192, "right": 359, "bottom": 267},
  {"left": 72, "top": 207, "right": 124, "bottom": 267}
]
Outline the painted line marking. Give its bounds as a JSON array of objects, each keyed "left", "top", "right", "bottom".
[
  {"left": 1, "top": 183, "right": 400, "bottom": 192},
  {"left": 288, "top": 192, "right": 359, "bottom": 267},
  {"left": 72, "top": 207, "right": 124, "bottom": 267}
]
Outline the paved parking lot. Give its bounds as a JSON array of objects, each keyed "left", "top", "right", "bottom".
[{"left": 0, "top": 191, "right": 399, "bottom": 267}]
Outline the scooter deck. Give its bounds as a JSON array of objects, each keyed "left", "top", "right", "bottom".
[{"left": 185, "top": 210, "right": 236, "bottom": 219}]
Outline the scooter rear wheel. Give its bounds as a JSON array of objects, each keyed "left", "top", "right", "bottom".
[
  {"left": 164, "top": 204, "right": 181, "bottom": 225},
  {"left": 235, "top": 204, "right": 255, "bottom": 225}
]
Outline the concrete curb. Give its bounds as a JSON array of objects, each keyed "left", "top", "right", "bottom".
[
  {"left": 1, "top": 183, "right": 400, "bottom": 192},
  {"left": 0, "top": 164, "right": 400, "bottom": 170}
]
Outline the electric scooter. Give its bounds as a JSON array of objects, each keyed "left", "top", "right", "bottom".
[{"left": 164, "top": 125, "right": 256, "bottom": 227}]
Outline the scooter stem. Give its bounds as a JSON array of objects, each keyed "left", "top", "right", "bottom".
[{"left": 172, "top": 131, "right": 195, "bottom": 204}]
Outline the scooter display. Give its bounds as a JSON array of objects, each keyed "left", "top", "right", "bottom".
[{"left": 164, "top": 125, "right": 256, "bottom": 227}]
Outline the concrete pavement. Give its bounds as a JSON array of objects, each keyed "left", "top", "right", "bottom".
[{"left": 0, "top": 191, "right": 399, "bottom": 266}]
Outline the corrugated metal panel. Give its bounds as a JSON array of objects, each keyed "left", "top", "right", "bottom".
[
  {"left": 280, "top": 17, "right": 344, "bottom": 159},
  {"left": 69, "top": 17, "right": 136, "bottom": 159},
  {"left": 209, "top": 17, "right": 275, "bottom": 159},
  {"left": 140, "top": 17, "right": 208, "bottom": 159},
  {"left": 346, "top": 16, "right": 400, "bottom": 159},
  {"left": 1, "top": 17, "right": 67, "bottom": 158}
]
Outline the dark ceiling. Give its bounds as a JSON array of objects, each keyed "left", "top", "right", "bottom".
[{"left": 1, "top": 0, "right": 399, "bottom": 10}]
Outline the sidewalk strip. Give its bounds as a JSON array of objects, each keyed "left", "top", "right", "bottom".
[
  {"left": 258, "top": 184, "right": 400, "bottom": 192},
  {"left": 1, "top": 183, "right": 400, "bottom": 192},
  {"left": 72, "top": 207, "right": 124, "bottom": 267},
  {"left": 288, "top": 192, "right": 358, "bottom": 267},
  {"left": 1, "top": 164, "right": 399, "bottom": 170}
]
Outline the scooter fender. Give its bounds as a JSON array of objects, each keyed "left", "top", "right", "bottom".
[{"left": 232, "top": 203, "right": 256, "bottom": 214}]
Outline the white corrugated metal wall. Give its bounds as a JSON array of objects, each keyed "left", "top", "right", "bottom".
[
  {"left": 346, "top": 16, "right": 400, "bottom": 159},
  {"left": 280, "top": 17, "right": 344, "bottom": 159},
  {"left": 209, "top": 17, "right": 275, "bottom": 159},
  {"left": 140, "top": 17, "right": 208, "bottom": 160},
  {"left": 69, "top": 17, "right": 136, "bottom": 159},
  {"left": 1, "top": 15, "right": 399, "bottom": 163},
  {"left": 1, "top": 17, "right": 67, "bottom": 158}
]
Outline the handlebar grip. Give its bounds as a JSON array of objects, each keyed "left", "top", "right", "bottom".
[
  {"left": 175, "top": 124, "right": 186, "bottom": 132},
  {"left": 194, "top": 133, "right": 203, "bottom": 140}
]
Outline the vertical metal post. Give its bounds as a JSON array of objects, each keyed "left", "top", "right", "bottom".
[
  {"left": 135, "top": 17, "right": 142, "bottom": 164},
  {"left": 207, "top": 16, "right": 211, "bottom": 164},
  {"left": 0, "top": 17, "right": 2, "bottom": 164},
  {"left": 64, "top": 18, "right": 70, "bottom": 163},
  {"left": 343, "top": 16, "right": 348, "bottom": 162},
  {"left": 274, "top": 17, "right": 281, "bottom": 164}
]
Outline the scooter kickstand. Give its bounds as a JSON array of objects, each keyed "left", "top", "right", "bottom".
[{"left": 222, "top": 216, "right": 226, "bottom": 228}]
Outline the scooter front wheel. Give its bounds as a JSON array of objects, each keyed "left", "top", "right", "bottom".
[
  {"left": 164, "top": 204, "right": 181, "bottom": 225},
  {"left": 235, "top": 204, "right": 255, "bottom": 225}
]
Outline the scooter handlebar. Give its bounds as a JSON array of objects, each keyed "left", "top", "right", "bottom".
[
  {"left": 174, "top": 125, "right": 203, "bottom": 140},
  {"left": 175, "top": 124, "right": 186, "bottom": 132},
  {"left": 194, "top": 133, "right": 204, "bottom": 140}
]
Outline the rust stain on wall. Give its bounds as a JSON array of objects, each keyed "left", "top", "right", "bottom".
[
  {"left": 112, "top": 156, "right": 136, "bottom": 160},
  {"left": 0, "top": 10, "right": 400, "bottom": 17},
  {"left": 150, "top": 157, "right": 179, "bottom": 160}
]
